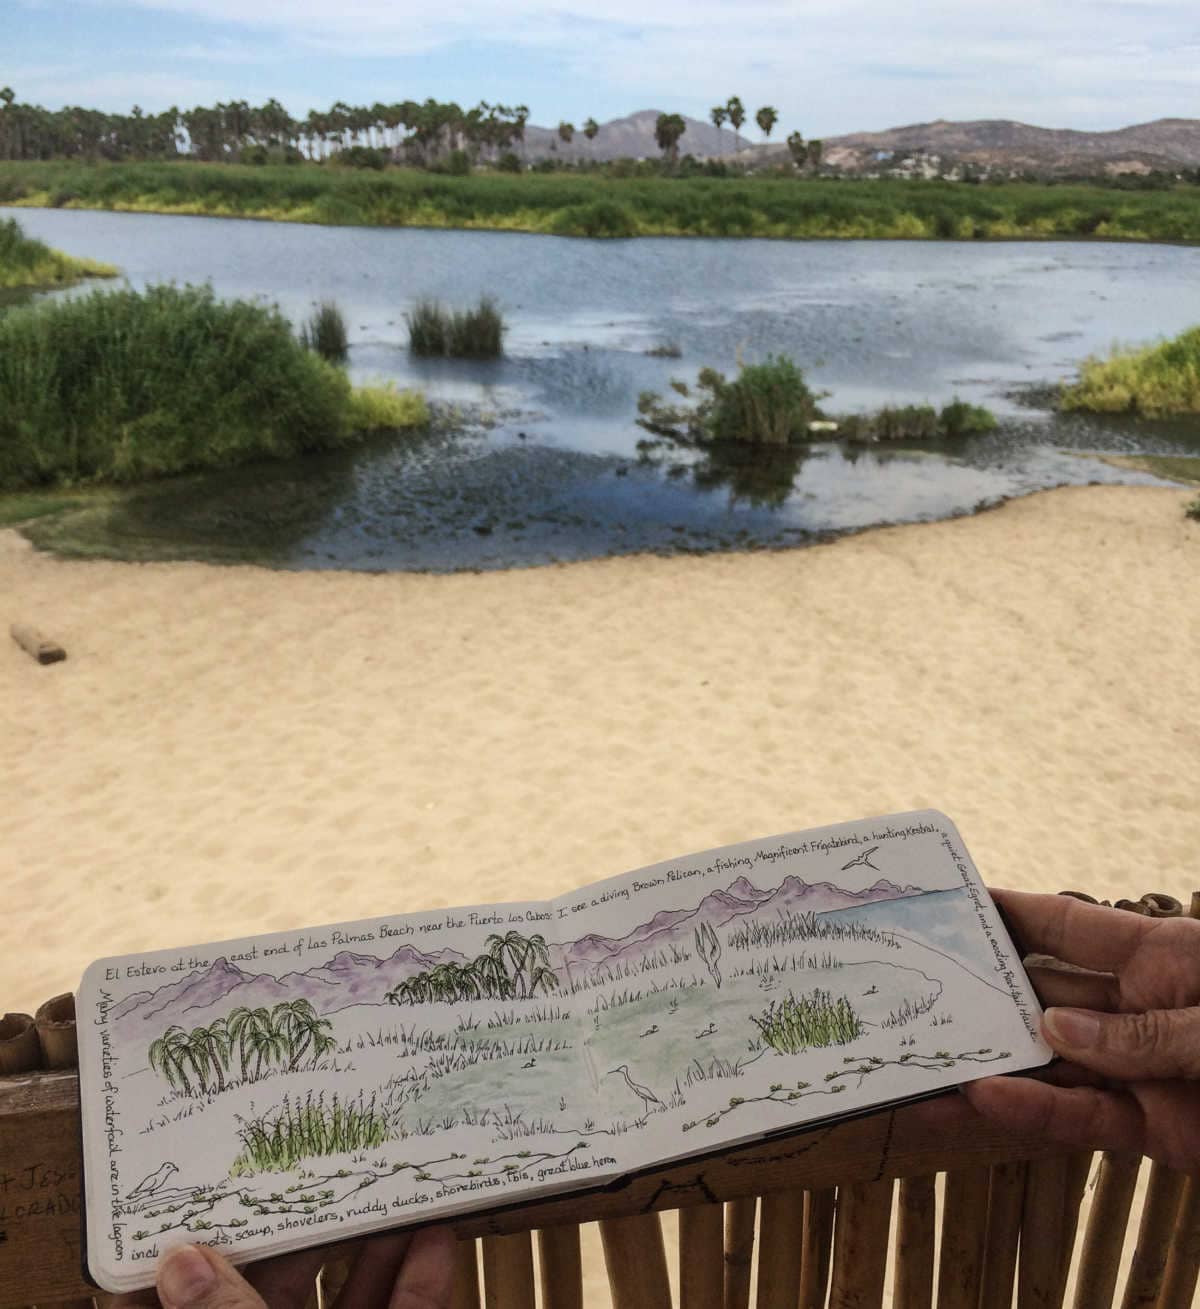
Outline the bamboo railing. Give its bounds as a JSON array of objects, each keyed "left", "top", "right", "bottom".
[{"left": 2, "top": 890, "right": 1198, "bottom": 1309}]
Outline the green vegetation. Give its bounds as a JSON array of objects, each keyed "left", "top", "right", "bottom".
[
  {"left": 727, "top": 909, "right": 898, "bottom": 953},
  {"left": 406, "top": 296, "right": 505, "bottom": 358},
  {"left": 346, "top": 382, "right": 429, "bottom": 431},
  {"left": 299, "top": 299, "right": 348, "bottom": 361},
  {"left": 1061, "top": 326, "right": 1200, "bottom": 416},
  {"left": 749, "top": 987, "right": 863, "bottom": 1054},
  {"left": 1186, "top": 498, "right": 1200, "bottom": 520},
  {"left": 232, "top": 1091, "right": 393, "bottom": 1174},
  {"left": 5, "top": 162, "right": 1200, "bottom": 243},
  {"left": 386, "top": 931, "right": 558, "bottom": 1005},
  {"left": 1084, "top": 453, "right": 1200, "bottom": 484},
  {"left": 0, "top": 215, "right": 115, "bottom": 290},
  {"left": 0, "top": 284, "right": 425, "bottom": 491},
  {"left": 839, "top": 399, "right": 998, "bottom": 442}
]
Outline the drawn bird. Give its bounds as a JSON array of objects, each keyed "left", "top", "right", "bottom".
[
  {"left": 639, "top": 1025, "right": 659, "bottom": 1038},
  {"left": 841, "top": 846, "right": 880, "bottom": 873},
  {"left": 863, "top": 985, "right": 878, "bottom": 996},
  {"left": 607, "top": 1065, "right": 664, "bottom": 1113},
  {"left": 522, "top": 1058, "right": 537, "bottom": 1069},
  {"left": 695, "top": 1022, "right": 717, "bottom": 1039},
  {"left": 126, "top": 1161, "right": 179, "bottom": 1201}
]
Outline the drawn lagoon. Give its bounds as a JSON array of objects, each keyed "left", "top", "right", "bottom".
[{"left": 10, "top": 206, "right": 1200, "bottom": 570}]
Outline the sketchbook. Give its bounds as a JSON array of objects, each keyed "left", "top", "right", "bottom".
[{"left": 77, "top": 810, "right": 1051, "bottom": 1291}]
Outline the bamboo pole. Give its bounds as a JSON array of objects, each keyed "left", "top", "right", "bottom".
[
  {"left": 9, "top": 622, "right": 66, "bottom": 665},
  {"left": 1119, "top": 1163, "right": 1188, "bottom": 1308},
  {"left": 755, "top": 1189, "right": 805, "bottom": 1309},
  {"left": 1018, "top": 1153, "right": 1092, "bottom": 1309},
  {"left": 678, "top": 1203, "right": 723, "bottom": 1309},
  {"left": 481, "top": 1232, "right": 536, "bottom": 1309},
  {"left": 828, "top": 1180, "right": 893, "bottom": 1308},
  {"left": 0, "top": 1013, "right": 40, "bottom": 1075},
  {"left": 452, "top": 1238, "right": 482, "bottom": 1309},
  {"left": 1071, "top": 1152, "right": 1141, "bottom": 1309},
  {"left": 1157, "top": 1172, "right": 1200, "bottom": 1309},
  {"left": 977, "top": 1161, "right": 1026, "bottom": 1309},
  {"left": 798, "top": 1188, "right": 836, "bottom": 1309},
  {"left": 936, "top": 1165, "right": 990, "bottom": 1309},
  {"left": 600, "top": 1214, "right": 672, "bottom": 1309},
  {"left": 34, "top": 992, "right": 78, "bottom": 1069},
  {"left": 893, "top": 1175, "right": 935, "bottom": 1309},
  {"left": 537, "top": 1225, "right": 583, "bottom": 1309},
  {"left": 723, "top": 1197, "right": 757, "bottom": 1309}
]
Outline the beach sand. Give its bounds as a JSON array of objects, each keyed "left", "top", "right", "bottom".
[{"left": 3, "top": 481, "right": 1197, "bottom": 1300}]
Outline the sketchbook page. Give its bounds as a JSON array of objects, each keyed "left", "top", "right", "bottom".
[
  {"left": 550, "top": 810, "right": 1052, "bottom": 1177},
  {"left": 77, "top": 899, "right": 609, "bottom": 1292}
]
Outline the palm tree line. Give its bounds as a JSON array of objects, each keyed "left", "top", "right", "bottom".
[
  {"left": 386, "top": 931, "right": 558, "bottom": 1006},
  {"left": 147, "top": 999, "right": 335, "bottom": 1097}
]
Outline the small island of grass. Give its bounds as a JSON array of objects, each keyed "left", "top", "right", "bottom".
[
  {"left": 1062, "top": 326, "right": 1200, "bottom": 417},
  {"left": 0, "top": 215, "right": 117, "bottom": 291}
]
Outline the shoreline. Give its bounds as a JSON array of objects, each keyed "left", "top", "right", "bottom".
[{"left": 3, "top": 481, "right": 1197, "bottom": 1017}]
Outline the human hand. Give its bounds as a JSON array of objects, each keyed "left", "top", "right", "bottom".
[
  {"left": 964, "top": 889, "right": 1200, "bottom": 1170},
  {"left": 112, "top": 1224, "right": 454, "bottom": 1309}
]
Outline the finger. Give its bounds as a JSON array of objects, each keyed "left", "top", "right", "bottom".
[
  {"left": 1026, "top": 964, "right": 1119, "bottom": 1012},
  {"left": 963, "top": 1076, "right": 1145, "bottom": 1156},
  {"left": 334, "top": 1231, "right": 412, "bottom": 1303},
  {"left": 245, "top": 1247, "right": 327, "bottom": 1307},
  {"left": 990, "top": 890, "right": 1153, "bottom": 974},
  {"left": 155, "top": 1244, "right": 267, "bottom": 1309},
  {"left": 389, "top": 1226, "right": 456, "bottom": 1309},
  {"left": 1043, "top": 1005, "right": 1200, "bottom": 1080}
]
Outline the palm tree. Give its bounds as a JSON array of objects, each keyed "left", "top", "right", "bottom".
[
  {"left": 558, "top": 122, "right": 575, "bottom": 147},
  {"left": 755, "top": 106, "right": 778, "bottom": 145},
  {"left": 192, "top": 1019, "right": 231, "bottom": 1093},
  {"left": 271, "top": 999, "right": 333, "bottom": 1070},
  {"left": 654, "top": 113, "right": 687, "bottom": 168},
  {"left": 185, "top": 1027, "right": 216, "bottom": 1094},
  {"left": 583, "top": 118, "right": 599, "bottom": 145},
  {"left": 787, "top": 131, "right": 807, "bottom": 170},
  {"left": 710, "top": 105, "right": 727, "bottom": 156},
  {"left": 807, "top": 139, "right": 824, "bottom": 172},
  {"left": 726, "top": 97, "right": 746, "bottom": 152},
  {"left": 148, "top": 1025, "right": 196, "bottom": 1095},
  {"left": 228, "top": 1007, "right": 272, "bottom": 1078}
]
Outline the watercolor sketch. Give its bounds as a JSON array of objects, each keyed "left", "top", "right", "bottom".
[{"left": 78, "top": 812, "right": 1050, "bottom": 1288}]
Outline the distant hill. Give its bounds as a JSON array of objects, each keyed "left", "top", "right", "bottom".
[{"left": 523, "top": 111, "right": 1200, "bottom": 175}]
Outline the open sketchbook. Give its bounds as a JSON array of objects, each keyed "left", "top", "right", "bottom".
[{"left": 77, "top": 810, "right": 1051, "bottom": 1291}]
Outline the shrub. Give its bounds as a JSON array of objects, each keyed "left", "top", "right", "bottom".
[
  {"left": 496, "top": 152, "right": 522, "bottom": 173},
  {"left": 1061, "top": 326, "right": 1200, "bottom": 416},
  {"left": 938, "top": 398, "right": 998, "bottom": 437},
  {"left": 346, "top": 383, "right": 428, "bottom": 431},
  {"left": 406, "top": 296, "right": 504, "bottom": 359},
  {"left": 0, "top": 215, "right": 116, "bottom": 290},
  {"left": 840, "top": 400, "right": 997, "bottom": 442},
  {"left": 299, "top": 300, "right": 349, "bottom": 362},
  {"left": 550, "top": 199, "right": 637, "bottom": 239}
]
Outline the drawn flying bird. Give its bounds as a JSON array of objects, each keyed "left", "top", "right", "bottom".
[
  {"left": 126, "top": 1161, "right": 179, "bottom": 1201},
  {"left": 607, "top": 1065, "right": 664, "bottom": 1112},
  {"left": 841, "top": 846, "right": 880, "bottom": 873}
]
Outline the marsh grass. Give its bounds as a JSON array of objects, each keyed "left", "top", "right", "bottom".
[
  {"left": 0, "top": 215, "right": 116, "bottom": 290},
  {"left": 299, "top": 300, "right": 349, "bottom": 361},
  {"left": 839, "top": 400, "right": 997, "bottom": 442},
  {"left": 750, "top": 988, "right": 863, "bottom": 1054},
  {"left": 406, "top": 297, "right": 505, "bottom": 358},
  {"left": 346, "top": 383, "right": 428, "bottom": 431},
  {"left": 1062, "top": 326, "right": 1200, "bottom": 416},
  {"left": 726, "top": 910, "right": 898, "bottom": 953},
  {"left": 231, "top": 1091, "right": 394, "bottom": 1175}
]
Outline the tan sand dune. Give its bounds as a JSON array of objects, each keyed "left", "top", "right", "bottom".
[{"left": 2, "top": 482, "right": 1197, "bottom": 1302}]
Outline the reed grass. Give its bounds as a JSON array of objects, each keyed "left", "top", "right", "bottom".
[
  {"left": 0, "top": 215, "right": 116, "bottom": 290},
  {"left": 346, "top": 383, "right": 428, "bottom": 431},
  {"left": 839, "top": 400, "right": 997, "bottom": 442},
  {"left": 4, "top": 161, "right": 1199, "bottom": 244},
  {"left": 749, "top": 988, "right": 863, "bottom": 1054},
  {"left": 1061, "top": 326, "right": 1200, "bottom": 416},
  {"left": 406, "top": 296, "right": 505, "bottom": 358},
  {"left": 0, "top": 284, "right": 426, "bottom": 490},
  {"left": 726, "top": 910, "right": 897, "bottom": 952},
  {"left": 231, "top": 1090, "right": 393, "bottom": 1174},
  {"left": 299, "top": 300, "right": 349, "bottom": 361}
]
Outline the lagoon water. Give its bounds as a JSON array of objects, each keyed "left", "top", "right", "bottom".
[{"left": 8, "top": 206, "right": 1200, "bottom": 569}]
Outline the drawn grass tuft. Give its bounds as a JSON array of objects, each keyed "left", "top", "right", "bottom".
[{"left": 749, "top": 988, "right": 863, "bottom": 1055}]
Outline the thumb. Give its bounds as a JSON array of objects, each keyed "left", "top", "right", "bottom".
[
  {"left": 157, "top": 1245, "right": 266, "bottom": 1309},
  {"left": 1043, "top": 1006, "right": 1200, "bottom": 1081}
]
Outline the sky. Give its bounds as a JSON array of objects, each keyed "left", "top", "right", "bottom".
[{"left": 4, "top": 0, "right": 1198, "bottom": 137}]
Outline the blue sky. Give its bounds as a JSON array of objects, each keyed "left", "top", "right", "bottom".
[{"left": 5, "top": 0, "right": 1198, "bottom": 137}]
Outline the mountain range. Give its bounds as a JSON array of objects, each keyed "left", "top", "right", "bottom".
[{"left": 523, "top": 110, "right": 1200, "bottom": 175}]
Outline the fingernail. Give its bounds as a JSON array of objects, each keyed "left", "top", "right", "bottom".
[
  {"left": 159, "top": 1245, "right": 216, "bottom": 1306},
  {"left": 1044, "top": 1007, "right": 1101, "bottom": 1048}
]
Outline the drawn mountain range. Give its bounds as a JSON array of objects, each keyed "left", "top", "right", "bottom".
[
  {"left": 114, "top": 874, "right": 923, "bottom": 1040},
  {"left": 563, "top": 875, "right": 923, "bottom": 975}
]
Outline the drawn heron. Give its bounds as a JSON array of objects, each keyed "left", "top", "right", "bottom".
[{"left": 607, "top": 1064, "right": 664, "bottom": 1112}]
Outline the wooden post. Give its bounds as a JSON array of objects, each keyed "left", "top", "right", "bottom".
[
  {"left": 9, "top": 623, "right": 66, "bottom": 665},
  {"left": 537, "top": 1225, "right": 582, "bottom": 1309},
  {"left": 977, "top": 1161, "right": 1025, "bottom": 1309},
  {"left": 1120, "top": 1162, "right": 1188, "bottom": 1309},
  {"left": 723, "top": 1196, "right": 757, "bottom": 1309},
  {"left": 755, "top": 1189, "right": 805, "bottom": 1309},
  {"left": 828, "top": 1180, "right": 893, "bottom": 1308},
  {"left": 481, "top": 1232, "right": 536, "bottom": 1309},
  {"left": 451, "top": 1238, "right": 482, "bottom": 1309},
  {"left": 600, "top": 1214, "right": 672, "bottom": 1309},
  {"left": 893, "top": 1175, "right": 935, "bottom": 1309},
  {"left": 1157, "top": 1172, "right": 1200, "bottom": 1309},
  {"left": 798, "top": 1188, "right": 836, "bottom": 1309},
  {"left": 678, "top": 1203, "right": 723, "bottom": 1309},
  {"left": 1018, "top": 1152, "right": 1091, "bottom": 1309},
  {"left": 1072, "top": 1152, "right": 1141, "bottom": 1309},
  {"left": 936, "top": 1165, "right": 990, "bottom": 1309}
]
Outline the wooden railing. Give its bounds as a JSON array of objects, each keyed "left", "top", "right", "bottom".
[{"left": 2, "top": 890, "right": 1197, "bottom": 1309}]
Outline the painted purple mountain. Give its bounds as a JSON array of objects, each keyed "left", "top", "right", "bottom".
[
  {"left": 563, "top": 875, "right": 923, "bottom": 975},
  {"left": 114, "top": 943, "right": 466, "bottom": 1040}
]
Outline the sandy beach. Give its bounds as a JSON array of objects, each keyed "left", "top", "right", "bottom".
[{"left": 3, "top": 483, "right": 1197, "bottom": 1017}]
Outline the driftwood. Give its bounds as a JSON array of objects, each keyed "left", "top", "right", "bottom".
[{"left": 9, "top": 623, "right": 66, "bottom": 665}]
